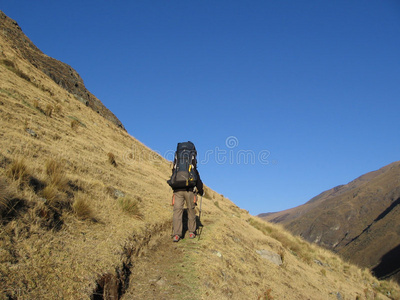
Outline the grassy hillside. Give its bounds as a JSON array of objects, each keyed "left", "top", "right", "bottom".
[
  {"left": 0, "top": 10, "right": 124, "bottom": 129},
  {"left": 1, "top": 10, "right": 400, "bottom": 299},
  {"left": 259, "top": 161, "right": 400, "bottom": 284}
]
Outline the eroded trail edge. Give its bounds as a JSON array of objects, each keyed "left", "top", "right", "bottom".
[{"left": 91, "top": 220, "right": 203, "bottom": 300}]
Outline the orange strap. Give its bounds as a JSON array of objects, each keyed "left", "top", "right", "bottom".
[{"left": 171, "top": 194, "right": 175, "bottom": 206}]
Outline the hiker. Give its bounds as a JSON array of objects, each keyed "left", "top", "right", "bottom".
[{"left": 167, "top": 141, "right": 204, "bottom": 242}]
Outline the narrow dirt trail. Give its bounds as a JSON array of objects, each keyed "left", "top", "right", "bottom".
[{"left": 122, "top": 230, "right": 203, "bottom": 300}]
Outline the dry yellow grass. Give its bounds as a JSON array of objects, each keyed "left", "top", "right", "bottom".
[
  {"left": 44, "top": 158, "right": 68, "bottom": 190},
  {"left": 72, "top": 192, "right": 94, "bottom": 220},
  {"left": 5, "top": 158, "right": 29, "bottom": 182},
  {"left": 0, "top": 25, "right": 399, "bottom": 300},
  {"left": 70, "top": 118, "right": 80, "bottom": 130},
  {"left": 0, "top": 178, "right": 13, "bottom": 218},
  {"left": 107, "top": 152, "right": 117, "bottom": 167},
  {"left": 118, "top": 196, "right": 142, "bottom": 218}
]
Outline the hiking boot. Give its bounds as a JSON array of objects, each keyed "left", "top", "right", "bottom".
[
  {"left": 173, "top": 235, "right": 180, "bottom": 242},
  {"left": 189, "top": 232, "right": 196, "bottom": 239}
]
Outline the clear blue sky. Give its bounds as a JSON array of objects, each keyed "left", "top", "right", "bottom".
[{"left": 2, "top": 1, "right": 400, "bottom": 215}]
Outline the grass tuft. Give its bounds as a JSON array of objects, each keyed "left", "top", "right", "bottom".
[
  {"left": 45, "top": 159, "right": 68, "bottom": 191},
  {"left": 0, "top": 177, "right": 13, "bottom": 217},
  {"left": 118, "top": 197, "right": 142, "bottom": 218},
  {"left": 40, "top": 184, "right": 59, "bottom": 203},
  {"left": 44, "top": 104, "right": 53, "bottom": 117},
  {"left": 1, "top": 59, "right": 16, "bottom": 69},
  {"left": 16, "top": 70, "right": 31, "bottom": 82},
  {"left": 1, "top": 59, "right": 30, "bottom": 81},
  {"left": 6, "top": 158, "right": 29, "bottom": 182},
  {"left": 258, "top": 288, "right": 273, "bottom": 300},
  {"left": 33, "top": 99, "right": 40, "bottom": 109},
  {"left": 45, "top": 159, "right": 59, "bottom": 177},
  {"left": 71, "top": 119, "right": 80, "bottom": 130},
  {"left": 68, "top": 116, "right": 86, "bottom": 129},
  {"left": 54, "top": 104, "right": 62, "bottom": 115},
  {"left": 73, "top": 193, "right": 94, "bottom": 220},
  {"left": 107, "top": 152, "right": 117, "bottom": 167}
]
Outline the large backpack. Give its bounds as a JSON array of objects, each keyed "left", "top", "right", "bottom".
[{"left": 167, "top": 141, "right": 198, "bottom": 189}]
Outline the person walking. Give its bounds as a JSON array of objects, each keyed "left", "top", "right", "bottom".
[{"left": 167, "top": 141, "right": 204, "bottom": 242}]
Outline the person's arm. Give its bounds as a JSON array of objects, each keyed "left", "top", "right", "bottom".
[{"left": 196, "top": 170, "right": 204, "bottom": 196}]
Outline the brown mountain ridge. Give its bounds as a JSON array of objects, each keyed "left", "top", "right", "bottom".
[
  {"left": 0, "top": 11, "right": 124, "bottom": 129},
  {"left": 259, "top": 161, "right": 400, "bottom": 283}
]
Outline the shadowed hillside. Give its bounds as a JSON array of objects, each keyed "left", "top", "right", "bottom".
[
  {"left": 1, "top": 10, "right": 399, "bottom": 299},
  {"left": 260, "top": 161, "right": 400, "bottom": 284}
]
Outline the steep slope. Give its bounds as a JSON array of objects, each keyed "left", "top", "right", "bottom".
[
  {"left": 0, "top": 11, "right": 124, "bottom": 129},
  {"left": 260, "top": 162, "right": 400, "bottom": 283},
  {"left": 1, "top": 11, "right": 399, "bottom": 299}
]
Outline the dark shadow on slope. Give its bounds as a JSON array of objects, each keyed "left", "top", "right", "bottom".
[
  {"left": 29, "top": 176, "right": 46, "bottom": 193},
  {"left": 345, "top": 197, "right": 400, "bottom": 246},
  {"left": 372, "top": 243, "right": 400, "bottom": 283},
  {"left": 196, "top": 215, "right": 203, "bottom": 240},
  {"left": 181, "top": 209, "right": 203, "bottom": 239},
  {"left": 374, "top": 197, "right": 400, "bottom": 222},
  {"left": 182, "top": 209, "right": 188, "bottom": 238},
  {"left": 0, "top": 197, "right": 28, "bottom": 225}
]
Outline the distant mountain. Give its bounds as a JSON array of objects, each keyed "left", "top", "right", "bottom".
[
  {"left": 259, "top": 161, "right": 400, "bottom": 283},
  {"left": 0, "top": 11, "right": 124, "bottom": 129}
]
